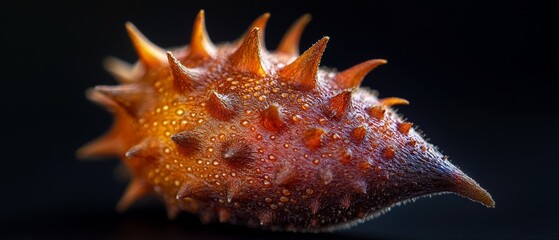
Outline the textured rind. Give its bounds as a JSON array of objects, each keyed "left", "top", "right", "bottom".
[{"left": 79, "top": 11, "right": 494, "bottom": 232}]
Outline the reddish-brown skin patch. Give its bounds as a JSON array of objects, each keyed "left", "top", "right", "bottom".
[{"left": 78, "top": 10, "right": 494, "bottom": 232}]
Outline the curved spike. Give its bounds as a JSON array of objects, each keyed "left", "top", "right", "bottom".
[
  {"left": 117, "top": 179, "right": 152, "bottom": 212},
  {"left": 188, "top": 10, "right": 216, "bottom": 60},
  {"left": 325, "top": 90, "right": 353, "bottom": 119},
  {"left": 103, "top": 57, "right": 144, "bottom": 84},
  {"left": 229, "top": 28, "right": 266, "bottom": 77},
  {"left": 379, "top": 97, "right": 409, "bottom": 107},
  {"left": 260, "top": 104, "right": 286, "bottom": 133},
  {"left": 207, "top": 91, "right": 237, "bottom": 121},
  {"left": 397, "top": 122, "right": 413, "bottom": 135},
  {"left": 351, "top": 125, "right": 367, "bottom": 142},
  {"left": 278, "top": 37, "right": 329, "bottom": 90},
  {"left": 303, "top": 128, "right": 325, "bottom": 150},
  {"left": 125, "top": 22, "right": 167, "bottom": 68},
  {"left": 237, "top": 13, "right": 270, "bottom": 48},
  {"left": 166, "top": 51, "right": 200, "bottom": 92},
  {"left": 276, "top": 14, "right": 311, "bottom": 56},
  {"left": 171, "top": 131, "right": 201, "bottom": 154},
  {"left": 335, "top": 59, "right": 387, "bottom": 89},
  {"left": 93, "top": 84, "right": 146, "bottom": 117},
  {"left": 452, "top": 170, "right": 495, "bottom": 208},
  {"left": 368, "top": 106, "right": 386, "bottom": 120}
]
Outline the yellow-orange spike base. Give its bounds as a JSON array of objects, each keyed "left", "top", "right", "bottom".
[{"left": 79, "top": 11, "right": 494, "bottom": 232}]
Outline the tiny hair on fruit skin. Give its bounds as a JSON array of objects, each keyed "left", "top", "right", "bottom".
[{"left": 78, "top": 10, "right": 494, "bottom": 232}]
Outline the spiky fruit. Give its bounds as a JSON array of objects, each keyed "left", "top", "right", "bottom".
[{"left": 78, "top": 10, "right": 494, "bottom": 232}]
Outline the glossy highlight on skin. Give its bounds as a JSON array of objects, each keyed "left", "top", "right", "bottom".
[{"left": 78, "top": 10, "right": 494, "bottom": 232}]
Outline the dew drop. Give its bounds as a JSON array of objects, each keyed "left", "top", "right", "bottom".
[{"left": 268, "top": 154, "right": 276, "bottom": 161}]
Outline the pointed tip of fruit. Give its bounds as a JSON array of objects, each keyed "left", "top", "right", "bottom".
[
  {"left": 229, "top": 27, "right": 266, "bottom": 77},
  {"left": 125, "top": 22, "right": 167, "bottom": 68},
  {"left": 452, "top": 170, "right": 495, "bottom": 208},
  {"left": 277, "top": 14, "right": 312, "bottom": 56},
  {"left": 278, "top": 36, "right": 329, "bottom": 90}
]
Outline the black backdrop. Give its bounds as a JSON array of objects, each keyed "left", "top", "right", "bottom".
[{"left": 1, "top": 0, "right": 558, "bottom": 239}]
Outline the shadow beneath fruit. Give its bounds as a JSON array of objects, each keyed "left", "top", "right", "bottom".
[{"left": 5, "top": 204, "right": 394, "bottom": 239}]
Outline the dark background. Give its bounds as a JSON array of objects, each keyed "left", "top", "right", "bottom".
[{"left": 1, "top": 0, "right": 557, "bottom": 239}]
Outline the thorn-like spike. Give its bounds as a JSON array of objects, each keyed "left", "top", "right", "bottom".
[
  {"left": 85, "top": 88, "right": 120, "bottom": 112},
  {"left": 77, "top": 90, "right": 134, "bottom": 159},
  {"left": 380, "top": 97, "right": 410, "bottom": 107},
  {"left": 125, "top": 22, "right": 167, "bottom": 68},
  {"left": 222, "top": 140, "right": 254, "bottom": 166},
  {"left": 368, "top": 106, "right": 386, "bottom": 120},
  {"left": 303, "top": 128, "right": 325, "bottom": 150},
  {"left": 397, "top": 122, "right": 413, "bottom": 135},
  {"left": 200, "top": 211, "right": 215, "bottom": 224},
  {"left": 125, "top": 138, "right": 152, "bottom": 158},
  {"left": 259, "top": 211, "right": 274, "bottom": 225},
  {"left": 278, "top": 37, "right": 329, "bottom": 90},
  {"left": 93, "top": 84, "right": 150, "bottom": 117},
  {"left": 117, "top": 179, "right": 152, "bottom": 212},
  {"left": 237, "top": 13, "right": 270, "bottom": 48},
  {"left": 167, "top": 51, "right": 199, "bottom": 92},
  {"left": 310, "top": 200, "right": 321, "bottom": 214},
  {"left": 229, "top": 28, "right": 266, "bottom": 77},
  {"left": 171, "top": 131, "right": 201, "bottom": 154},
  {"left": 76, "top": 133, "right": 122, "bottom": 159},
  {"left": 341, "top": 149, "right": 352, "bottom": 164},
  {"left": 188, "top": 10, "right": 216, "bottom": 60},
  {"left": 176, "top": 175, "right": 212, "bottom": 200},
  {"left": 276, "top": 14, "right": 311, "bottom": 56},
  {"left": 276, "top": 163, "right": 298, "bottom": 186},
  {"left": 319, "top": 168, "right": 333, "bottom": 185},
  {"left": 452, "top": 170, "right": 496, "bottom": 208},
  {"left": 260, "top": 104, "right": 286, "bottom": 133},
  {"left": 340, "top": 195, "right": 351, "bottom": 209},
  {"left": 351, "top": 125, "right": 367, "bottom": 142},
  {"left": 103, "top": 57, "right": 144, "bottom": 84},
  {"left": 218, "top": 208, "right": 231, "bottom": 223},
  {"left": 352, "top": 180, "right": 368, "bottom": 194},
  {"left": 227, "top": 180, "right": 244, "bottom": 203},
  {"left": 335, "top": 59, "right": 387, "bottom": 89},
  {"left": 166, "top": 204, "right": 181, "bottom": 220},
  {"left": 207, "top": 91, "right": 237, "bottom": 121},
  {"left": 325, "top": 90, "right": 353, "bottom": 119}
]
